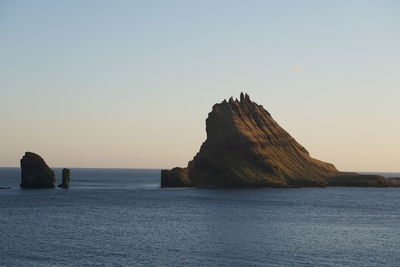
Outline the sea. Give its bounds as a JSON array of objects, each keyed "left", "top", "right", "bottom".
[{"left": 0, "top": 168, "right": 400, "bottom": 267}]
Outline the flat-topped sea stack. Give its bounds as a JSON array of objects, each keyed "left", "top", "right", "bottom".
[
  {"left": 20, "top": 152, "right": 55, "bottom": 188},
  {"left": 162, "top": 93, "right": 341, "bottom": 188}
]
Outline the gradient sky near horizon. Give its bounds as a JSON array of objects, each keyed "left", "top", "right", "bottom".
[{"left": 1, "top": 0, "right": 399, "bottom": 171}]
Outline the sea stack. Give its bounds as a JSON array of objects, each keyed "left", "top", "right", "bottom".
[
  {"left": 161, "top": 93, "right": 340, "bottom": 188},
  {"left": 58, "top": 168, "right": 70, "bottom": 188},
  {"left": 20, "top": 152, "right": 55, "bottom": 188}
]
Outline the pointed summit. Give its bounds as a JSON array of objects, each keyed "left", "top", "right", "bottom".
[{"left": 161, "top": 93, "right": 339, "bottom": 188}]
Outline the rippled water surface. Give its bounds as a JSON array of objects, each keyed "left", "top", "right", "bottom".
[{"left": 1, "top": 168, "right": 400, "bottom": 266}]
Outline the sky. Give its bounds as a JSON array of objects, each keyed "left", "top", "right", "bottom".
[{"left": 0, "top": 0, "right": 399, "bottom": 171}]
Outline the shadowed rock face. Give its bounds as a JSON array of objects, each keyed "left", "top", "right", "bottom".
[
  {"left": 20, "top": 152, "right": 55, "bottom": 188},
  {"left": 161, "top": 93, "right": 340, "bottom": 188}
]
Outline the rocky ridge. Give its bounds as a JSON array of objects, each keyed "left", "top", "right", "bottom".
[
  {"left": 162, "top": 93, "right": 340, "bottom": 188},
  {"left": 162, "top": 93, "right": 399, "bottom": 188}
]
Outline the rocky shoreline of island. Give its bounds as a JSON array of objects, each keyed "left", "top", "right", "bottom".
[
  {"left": 161, "top": 93, "right": 399, "bottom": 188},
  {"left": 1, "top": 94, "right": 397, "bottom": 190}
]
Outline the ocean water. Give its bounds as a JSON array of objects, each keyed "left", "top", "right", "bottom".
[{"left": 1, "top": 168, "right": 400, "bottom": 267}]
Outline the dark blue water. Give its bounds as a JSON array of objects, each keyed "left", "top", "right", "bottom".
[{"left": 1, "top": 168, "right": 400, "bottom": 266}]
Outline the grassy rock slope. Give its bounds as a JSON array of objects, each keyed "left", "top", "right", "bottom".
[{"left": 162, "top": 93, "right": 339, "bottom": 188}]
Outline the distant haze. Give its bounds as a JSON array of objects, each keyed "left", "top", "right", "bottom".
[{"left": 0, "top": 0, "right": 399, "bottom": 172}]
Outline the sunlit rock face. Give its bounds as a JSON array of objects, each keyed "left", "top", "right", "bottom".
[
  {"left": 20, "top": 152, "right": 55, "bottom": 189},
  {"left": 161, "top": 93, "right": 339, "bottom": 188}
]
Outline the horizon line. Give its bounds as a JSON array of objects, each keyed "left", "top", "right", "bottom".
[{"left": 0, "top": 166, "right": 399, "bottom": 174}]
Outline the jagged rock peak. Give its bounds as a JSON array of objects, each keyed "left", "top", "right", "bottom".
[
  {"left": 227, "top": 92, "right": 252, "bottom": 106},
  {"left": 239, "top": 92, "right": 251, "bottom": 102},
  {"left": 161, "top": 93, "right": 340, "bottom": 188},
  {"left": 239, "top": 92, "right": 251, "bottom": 103},
  {"left": 223, "top": 93, "right": 252, "bottom": 106},
  {"left": 216, "top": 93, "right": 270, "bottom": 119}
]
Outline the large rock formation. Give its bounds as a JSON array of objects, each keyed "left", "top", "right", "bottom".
[
  {"left": 20, "top": 152, "right": 55, "bottom": 188},
  {"left": 161, "top": 93, "right": 340, "bottom": 188},
  {"left": 58, "top": 168, "right": 70, "bottom": 188}
]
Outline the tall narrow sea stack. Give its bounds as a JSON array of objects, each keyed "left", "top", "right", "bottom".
[
  {"left": 58, "top": 168, "right": 70, "bottom": 188},
  {"left": 20, "top": 152, "right": 55, "bottom": 188},
  {"left": 161, "top": 93, "right": 340, "bottom": 188}
]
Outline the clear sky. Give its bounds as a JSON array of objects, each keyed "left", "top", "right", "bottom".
[{"left": 0, "top": 0, "right": 399, "bottom": 171}]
